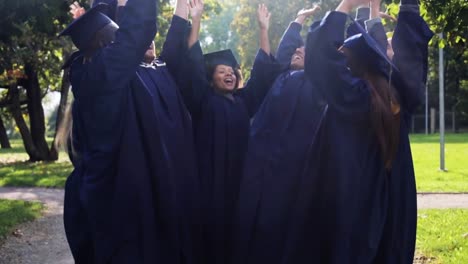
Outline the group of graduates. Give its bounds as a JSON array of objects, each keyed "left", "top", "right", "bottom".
[{"left": 57, "top": 0, "right": 433, "bottom": 263}]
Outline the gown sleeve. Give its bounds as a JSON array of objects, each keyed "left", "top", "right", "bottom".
[
  {"left": 237, "top": 49, "right": 282, "bottom": 117},
  {"left": 88, "top": 0, "right": 157, "bottom": 91},
  {"left": 366, "top": 18, "right": 388, "bottom": 55},
  {"left": 391, "top": 6, "right": 434, "bottom": 114},
  {"left": 305, "top": 11, "right": 370, "bottom": 117},
  {"left": 159, "top": 15, "right": 191, "bottom": 76},
  {"left": 178, "top": 41, "right": 211, "bottom": 118},
  {"left": 276, "top": 22, "right": 304, "bottom": 67}
]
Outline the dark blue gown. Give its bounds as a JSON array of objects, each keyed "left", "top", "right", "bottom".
[
  {"left": 231, "top": 21, "right": 327, "bottom": 264},
  {"left": 180, "top": 41, "right": 279, "bottom": 264},
  {"left": 278, "top": 9, "right": 433, "bottom": 264},
  {"left": 64, "top": 0, "right": 202, "bottom": 263}
]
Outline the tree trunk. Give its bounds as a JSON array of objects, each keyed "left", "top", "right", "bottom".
[
  {"left": 49, "top": 66, "right": 71, "bottom": 159},
  {"left": 24, "top": 63, "right": 56, "bottom": 161},
  {"left": 0, "top": 114, "right": 11, "bottom": 148},
  {"left": 8, "top": 82, "right": 42, "bottom": 161}
]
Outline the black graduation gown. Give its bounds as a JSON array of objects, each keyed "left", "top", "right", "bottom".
[
  {"left": 231, "top": 21, "right": 327, "bottom": 264},
  {"left": 65, "top": 1, "right": 202, "bottom": 263},
  {"left": 180, "top": 42, "right": 279, "bottom": 264},
  {"left": 278, "top": 10, "right": 433, "bottom": 264}
]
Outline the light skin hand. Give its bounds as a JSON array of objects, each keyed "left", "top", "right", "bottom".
[
  {"left": 69, "top": 2, "right": 85, "bottom": 19},
  {"left": 257, "top": 3, "right": 271, "bottom": 54},
  {"left": 295, "top": 4, "right": 321, "bottom": 25},
  {"left": 257, "top": 4, "right": 271, "bottom": 31},
  {"left": 189, "top": 0, "right": 204, "bottom": 22},
  {"left": 336, "top": 0, "right": 371, "bottom": 14},
  {"left": 187, "top": 0, "right": 204, "bottom": 48},
  {"left": 174, "top": 0, "right": 189, "bottom": 20},
  {"left": 379, "top": 12, "right": 397, "bottom": 22},
  {"left": 117, "top": 0, "right": 128, "bottom": 6},
  {"left": 370, "top": 0, "right": 381, "bottom": 19}
]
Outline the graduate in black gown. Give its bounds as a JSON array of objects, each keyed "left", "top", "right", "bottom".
[
  {"left": 230, "top": 5, "right": 328, "bottom": 264},
  {"left": 279, "top": 0, "right": 433, "bottom": 263},
  {"left": 59, "top": 0, "right": 203, "bottom": 263},
  {"left": 179, "top": 1, "right": 280, "bottom": 263}
]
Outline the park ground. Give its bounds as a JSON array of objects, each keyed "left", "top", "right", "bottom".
[{"left": 0, "top": 134, "right": 467, "bottom": 263}]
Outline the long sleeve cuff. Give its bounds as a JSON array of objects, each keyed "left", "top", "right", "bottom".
[
  {"left": 316, "top": 11, "right": 348, "bottom": 43},
  {"left": 400, "top": 4, "right": 420, "bottom": 14},
  {"left": 171, "top": 15, "right": 190, "bottom": 34},
  {"left": 289, "top": 21, "right": 303, "bottom": 32}
]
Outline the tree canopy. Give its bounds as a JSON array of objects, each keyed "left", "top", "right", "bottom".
[{"left": 0, "top": 0, "right": 467, "bottom": 159}]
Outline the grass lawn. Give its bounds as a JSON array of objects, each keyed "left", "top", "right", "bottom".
[
  {"left": 0, "top": 139, "right": 72, "bottom": 188},
  {"left": 0, "top": 199, "right": 44, "bottom": 239},
  {"left": 416, "top": 209, "right": 468, "bottom": 264},
  {"left": 0, "top": 134, "right": 466, "bottom": 191},
  {"left": 410, "top": 134, "right": 468, "bottom": 192}
]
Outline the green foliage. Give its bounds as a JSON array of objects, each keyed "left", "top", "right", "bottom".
[
  {"left": 200, "top": 0, "right": 238, "bottom": 54},
  {"left": 0, "top": 0, "right": 71, "bottom": 91},
  {"left": 155, "top": 0, "right": 221, "bottom": 53},
  {"left": 232, "top": 0, "right": 342, "bottom": 77},
  {"left": 0, "top": 199, "right": 44, "bottom": 239},
  {"left": 410, "top": 133, "right": 468, "bottom": 192},
  {"left": 417, "top": 209, "right": 468, "bottom": 264}
]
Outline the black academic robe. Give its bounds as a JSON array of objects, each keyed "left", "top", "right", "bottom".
[
  {"left": 180, "top": 42, "right": 279, "bottom": 264},
  {"left": 64, "top": 1, "right": 202, "bottom": 263},
  {"left": 231, "top": 21, "right": 327, "bottom": 264},
  {"left": 278, "top": 10, "right": 433, "bottom": 264}
]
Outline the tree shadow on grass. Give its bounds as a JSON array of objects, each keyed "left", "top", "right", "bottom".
[{"left": 0, "top": 161, "right": 72, "bottom": 188}]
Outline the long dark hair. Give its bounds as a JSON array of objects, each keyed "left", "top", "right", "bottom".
[
  {"left": 347, "top": 49, "right": 401, "bottom": 169},
  {"left": 368, "top": 71, "right": 401, "bottom": 170}
]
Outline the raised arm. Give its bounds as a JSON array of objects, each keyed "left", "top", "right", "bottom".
[
  {"left": 159, "top": 0, "right": 191, "bottom": 75},
  {"left": 177, "top": 0, "right": 210, "bottom": 117},
  {"left": 391, "top": 0, "right": 433, "bottom": 113},
  {"left": 179, "top": 41, "right": 211, "bottom": 117},
  {"left": 365, "top": 0, "right": 388, "bottom": 53},
  {"left": 276, "top": 5, "right": 320, "bottom": 66},
  {"left": 188, "top": 0, "right": 203, "bottom": 49},
  {"left": 305, "top": 0, "right": 371, "bottom": 116},
  {"left": 90, "top": 0, "right": 157, "bottom": 87},
  {"left": 257, "top": 4, "right": 271, "bottom": 55},
  {"left": 238, "top": 4, "right": 282, "bottom": 117}
]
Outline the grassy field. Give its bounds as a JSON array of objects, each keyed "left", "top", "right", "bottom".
[
  {"left": 416, "top": 209, "right": 468, "bottom": 264},
  {"left": 0, "top": 134, "right": 467, "bottom": 190},
  {"left": 0, "top": 199, "right": 44, "bottom": 239},
  {"left": 0, "top": 139, "right": 72, "bottom": 188},
  {"left": 410, "top": 134, "right": 468, "bottom": 192}
]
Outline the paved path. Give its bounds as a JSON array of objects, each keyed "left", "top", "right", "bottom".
[
  {"left": 0, "top": 187, "right": 466, "bottom": 263},
  {"left": 0, "top": 188, "right": 73, "bottom": 264},
  {"left": 417, "top": 193, "right": 468, "bottom": 209}
]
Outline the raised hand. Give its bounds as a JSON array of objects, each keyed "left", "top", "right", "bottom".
[
  {"left": 379, "top": 12, "right": 397, "bottom": 22},
  {"left": 69, "top": 1, "right": 85, "bottom": 19},
  {"left": 297, "top": 4, "right": 321, "bottom": 18},
  {"left": 189, "top": 0, "right": 204, "bottom": 21},
  {"left": 370, "top": 0, "right": 381, "bottom": 19},
  {"left": 337, "top": 0, "right": 370, "bottom": 13},
  {"left": 295, "top": 4, "right": 321, "bottom": 25},
  {"left": 187, "top": 0, "right": 204, "bottom": 48},
  {"left": 117, "top": 0, "right": 128, "bottom": 6},
  {"left": 257, "top": 4, "right": 271, "bottom": 31},
  {"left": 174, "top": 0, "right": 188, "bottom": 20}
]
